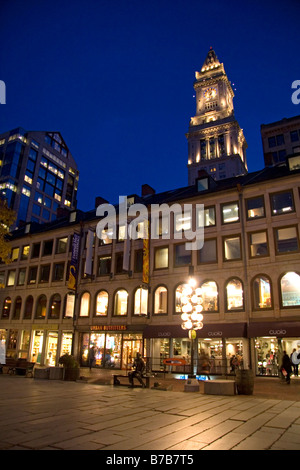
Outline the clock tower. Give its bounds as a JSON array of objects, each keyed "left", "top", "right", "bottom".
[{"left": 186, "top": 48, "right": 248, "bottom": 185}]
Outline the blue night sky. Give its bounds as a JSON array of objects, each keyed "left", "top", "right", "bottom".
[{"left": 1, "top": 0, "right": 299, "bottom": 211}]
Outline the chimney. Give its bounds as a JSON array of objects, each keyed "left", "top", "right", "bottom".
[
  {"left": 57, "top": 207, "right": 70, "bottom": 218},
  {"left": 141, "top": 184, "right": 155, "bottom": 196}
]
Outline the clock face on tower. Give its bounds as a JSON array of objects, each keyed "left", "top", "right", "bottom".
[{"left": 203, "top": 86, "right": 218, "bottom": 100}]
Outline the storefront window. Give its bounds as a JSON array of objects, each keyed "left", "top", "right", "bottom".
[
  {"left": 280, "top": 272, "right": 300, "bottom": 307},
  {"left": 105, "top": 334, "right": 121, "bottom": 368},
  {"left": 95, "top": 291, "right": 108, "bottom": 316},
  {"left": 154, "top": 286, "right": 167, "bottom": 314},
  {"left": 60, "top": 332, "right": 73, "bottom": 357},
  {"left": 7, "top": 329, "right": 18, "bottom": 350},
  {"left": 31, "top": 330, "right": 44, "bottom": 363},
  {"left": 252, "top": 276, "right": 272, "bottom": 309},
  {"left": 80, "top": 292, "right": 90, "bottom": 316},
  {"left": 122, "top": 334, "right": 143, "bottom": 369},
  {"left": 114, "top": 289, "right": 128, "bottom": 316},
  {"left": 134, "top": 287, "right": 148, "bottom": 315},
  {"left": 226, "top": 278, "right": 244, "bottom": 311},
  {"left": 45, "top": 331, "right": 58, "bottom": 366},
  {"left": 19, "top": 330, "right": 30, "bottom": 359},
  {"left": 201, "top": 281, "right": 218, "bottom": 312}
]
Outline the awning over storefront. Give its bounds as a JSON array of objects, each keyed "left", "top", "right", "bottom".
[
  {"left": 143, "top": 323, "right": 247, "bottom": 339},
  {"left": 248, "top": 322, "right": 300, "bottom": 338}
]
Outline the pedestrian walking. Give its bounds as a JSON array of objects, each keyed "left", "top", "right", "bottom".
[
  {"left": 280, "top": 350, "right": 292, "bottom": 384},
  {"left": 89, "top": 345, "right": 96, "bottom": 371}
]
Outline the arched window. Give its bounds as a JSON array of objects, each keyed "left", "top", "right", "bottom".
[
  {"left": 13, "top": 296, "right": 22, "bottom": 319},
  {"left": 2, "top": 297, "right": 11, "bottom": 318},
  {"left": 80, "top": 292, "right": 90, "bottom": 317},
  {"left": 280, "top": 272, "right": 300, "bottom": 307},
  {"left": 154, "top": 286, "right": 168, "bottom": 314},
  {"left": 95, "top": 291, "right": 108, "bottom": 316},
  {"left": 252, "top": 275, "right": 272, "bottom": 309},
  {"left": 35, "top": 295, "right": 47, "bottom": 319},
  {"left": 226, "top": 278, "right": 244, "bottom": 311},
  {"left": 134, "top": 287, "right": 148, "bottom": 315},
  {"left": 49, "top": 294, "right": 61, "bottom": 319},
  {"left": 114, "top": 289, "right": 128, "bottom": 316},
  {"left": 175, "top": 284, "right": 191, "bottom": 313},
  {"left": 201, "top": 281, "right": 218, "bottom": 312},
  {"left": 24, "top": 295, "right": 33, "bottom": 319}
]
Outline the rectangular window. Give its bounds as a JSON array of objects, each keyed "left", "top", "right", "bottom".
[
  {"left": 198, "top": 238, "right": 217, "bottom": 263},
  {"left": 249, "top": 231, "right": 268, "bottom": 257},
  {"left": 21, "top": 245, "right": 30, "bottom": 260},
  {"left": 175, "top": 211, "right": 192, "bottom": 232},
  {"left": 290, "top": 130, "right": 299, "bottom": 142},
  {"left": 268, "top": 136, "right": 276, "bottom": 148},
  {"left": 223, "top": 236, "right": 242, "bottom": 261},
  {"left": 31, "top": 243, "right": 40, "bottom": 258},
  {"left": 98, "top": 227, "right": 113, "bottom": 245},
  {"left": 39, "top": 265, "right": 50, "bottom": 283},
  {"left": 197, "top": 206, "right": 215, "bottom": 227},
  {"left": 222, "top": 202, "right": 239, "bottom": 224},
  {"left": 98, "top": 256, "right": 111, "bottom": 276},
  {"left": 56, "top": 237, "right": 68, "bottom": 254},
  {"left": 28, "top": 266, "right": 38, "bottom": 284},
  {"left": 53, "top": 263, "right": 65, "bottom": 281},
  {"left": 153, "top": 216, "right": 169, "bottom": 238},
  {"left": 11, "top": 247, "right": 19, "bottom": 262},
  {"left": 17, "top": 268, "right": 26, "bottom": 286},
  {"left": 43, "top": 240, "right": 53, "bottom": 256},
  {"left": 275, "top": 226, "right": 299, "bottom": 254},
  {"left": 7, "top": 270, "right": 16, "bottom": 287},
  {"left": 118, "top": 225, "right": 126, "bottom": 242},
  {"left": 270, "top": 191, "right": 294, "bottom": 215},
  {"left": 0, "top": 271, "right": 5, "bottom": 288},
  {"left": 154, "top": 247, "right": 169, "bottom": 269},
  {"left": 174, "top": 244, "right": 192, "bottom": 266},
  {"left": 246, "top": 196, "right": 265, "bottom": 219}
]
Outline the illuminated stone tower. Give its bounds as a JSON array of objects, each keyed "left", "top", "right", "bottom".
[{"left": 186, "top": 48, "right": 248, "bottom": 184}]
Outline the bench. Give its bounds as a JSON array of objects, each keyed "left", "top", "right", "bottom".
[
  {"left": 1, "top": 358, "right": 35, "bottom": 377},
  {"left": 204, "top": 379, "right": 236, "bottom": 396},
  {"left": 113, "top": 374, "right": 151, "bottom": 388}
]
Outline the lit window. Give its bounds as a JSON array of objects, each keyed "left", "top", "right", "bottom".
[
  {"left": 154, "top": 286, "right": 167, "bottom": 314},
  {"left": 270, "top": 191, "right": 294, "bottom": 215},
  {"left": 201, "top": 281, "right": 218, "bottom": 312},
  {"left": 80, "top": 292, "right": 90, "bottom": 317},
  {"left": 134, "top": 287, "right": 148, "bottom": 315},
  {"left": 154, "top": 247, "right": 168, "bottom": 269},
  {"left": 246, "top": 196, "right": 265, "bottom": 219},
  {"left": 252, "top": 276, "right": 272, "bottom": 309},
  {"left": 114, "top": 289, "right": 128, "bottom": 316},
  {"left": 35, "top": 295, "right": 47, "bottom": 319},
  {"left": 95, "top": 291, "right": 108, "bottom": 316},
  {"left": 222, "top": 202, "right": 239, "bottom": 224},
  {"left": 280, "top": 272, "right": 300, "bottom": 307},
  {"left": 49, "top": 294, "right": 61, "bottom": 319},
  {"left": 223, "top": 236, "right": 241, "bottom": 261},
  {"left": 226, "top": 279, "right": 244, "bottom": 311},
  {"left": 275, "top": 226, "right": 299, "bottom": 253},
  {"left": 249, "top": 231, "right": 268, "bottom": 257}
]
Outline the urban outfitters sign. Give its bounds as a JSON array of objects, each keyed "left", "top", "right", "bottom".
[{"left": 91, "top": 325, "right": 127, "bottom": 331}]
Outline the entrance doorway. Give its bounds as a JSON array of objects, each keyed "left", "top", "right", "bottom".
[{"left": 122, "top": 336, "right": 143, "bottom": 371}]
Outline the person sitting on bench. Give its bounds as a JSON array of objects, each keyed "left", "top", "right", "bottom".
[{"left": 128, "top": 353, "right": 146, "bottom": 388}]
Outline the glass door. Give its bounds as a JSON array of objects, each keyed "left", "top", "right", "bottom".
[{"left": 122, "top": 336, "right": 143, "bottom": 370}]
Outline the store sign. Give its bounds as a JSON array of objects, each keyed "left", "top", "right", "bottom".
[{"left": 91, "top": 325, "right": 127, "bottom": 331}]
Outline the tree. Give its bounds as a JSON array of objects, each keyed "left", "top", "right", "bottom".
[{"left": 0, "top": 198, "right": 16, "bottom": 265}]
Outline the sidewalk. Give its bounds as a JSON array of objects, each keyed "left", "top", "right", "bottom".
[{"left": 1, "top": 370, "right": 300, "bottom": 451}]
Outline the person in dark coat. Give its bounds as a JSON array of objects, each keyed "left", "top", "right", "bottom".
[
  {"left": 128, "top": 353, "right": 146, "bottom": 388},
  {"left": 281, "top": 350, "right": 292, "bottom": 384}
]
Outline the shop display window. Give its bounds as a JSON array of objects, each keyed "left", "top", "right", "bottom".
[
  {"left": 280, "top": 272, "right": 300, "bottom": 307},
  {"left": 226, "top": 278, "right": 244, "bottom": 311},
  {"left": 255, "top": 337, "right": 280, "bottom": 376},
  {"left": 45, "top": 331, "right": 58, "bottom": 366},
  {"left": 7, "top": 329, "right": 18, "bottom": 350},
  {"left": 201, "top": 281, "right": 218, "bottom": 312},
  {"left": 105, "top": 334, "right": 121, "bottom": 368},
  {"left": 95, "top": 291, "right": 108, "bottom": 316},
  {"left": 60, "top": 332, "right": 73, "bottom": 357},
  {"left": 134, "top": 287, "right": 148, "bottom": 315},
  {"left": 252, "top": 276, "right": 272, "bottom": 309},
  {"left": 154, "top": 286, "right": 168, "bottom": 314},
  {"left": 31, "top": 330, "right": 44, "bottom": 363},
  {"left": 114, "top": 289, "right": 128, "bottom": 316},
  {"left": 19, "top": 330, "right": 30, "bottom": 359}
]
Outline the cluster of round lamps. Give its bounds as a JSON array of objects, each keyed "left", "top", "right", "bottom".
[{"left": 180, "top": 279, "right": 204, "bottom": 338}]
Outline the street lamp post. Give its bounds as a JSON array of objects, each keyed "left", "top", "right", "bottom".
[{"left": 181, "top": 277, "right": 204, "bottom": 378}]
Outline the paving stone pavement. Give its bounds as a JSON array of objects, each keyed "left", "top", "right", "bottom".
[{"left": 1, "top": 374, "right": 300, "bottom": 451}]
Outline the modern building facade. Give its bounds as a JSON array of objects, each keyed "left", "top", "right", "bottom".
[
  {"left": 261, "top": 114, "right": 300, "bottom": 167},
  {"left": 0, "top": 127, "right": 79, "bottom": 228},
  {"left": 0, "top": 155, "right": 300, "bottom": 378},
  {"left": 187, "top": 48, "right": 248, "bottom": 185}
]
